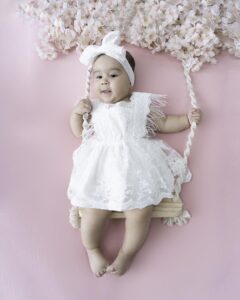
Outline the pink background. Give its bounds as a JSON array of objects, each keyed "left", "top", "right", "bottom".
[{"left": 1, "top": 3, "right": 240, "bottom": 300}]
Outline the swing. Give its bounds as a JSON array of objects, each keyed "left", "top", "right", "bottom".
[{"left": 69, "top": 55, "right": 198, "bottom": 228}]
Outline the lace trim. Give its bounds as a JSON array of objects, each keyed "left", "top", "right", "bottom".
[{"left": 145, "top": 94, "right": 167, "bottom": 137}]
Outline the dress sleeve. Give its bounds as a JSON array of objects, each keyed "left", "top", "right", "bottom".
[{"left": 146, "top": 94, "right": 168, "bottom": 136}]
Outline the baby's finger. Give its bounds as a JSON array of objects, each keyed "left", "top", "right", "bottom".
[
  {"left": 81, "top": 101, "right": 91, "bottom": 108},
  {"left": 192, "top": 111, "right": 201, "bottom": 117},
  {"left": 194, "top": 117, "right": 201, "bottom": 124},
  {"left": 82, "top": 99, "right": 92, "bottom": 106},
  {"left": 85, "top": 105, "right": 92, "bottom": 112},
  {"left": 192, "top": 108, "right": 200, "bottom": 114},
  {"left": 82, "top": 103, "right": 90, "bottom": 109},
  {"left": 81, "top": 98, "right": 90, "bottom": 102},
  {"left": 192, "top": 113, "right": 199, "bottom": 118}
]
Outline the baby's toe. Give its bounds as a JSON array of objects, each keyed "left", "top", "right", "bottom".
[
  {"left": 106, "top": 265, "right": 117, "bottom": 273},
  {"left": 96, "top": 267, "right": 107, "bottom": 277},
  {"left": 106, "top": 265, "right": 113, "bottom": 272},
  {"left": 100, "top": 268, "right": 107, "bottom": 275},
  {"left": 96, "top": 271, "right": 103, "bottom": 277}
]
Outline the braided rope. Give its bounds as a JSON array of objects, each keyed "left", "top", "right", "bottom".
[
  {"left": 182, "top": 61, "right": 198, "bottom": 164},
  {"left": 173, "top": 59, "right": 199, "bottom": 196},
  {"left": 69, "top": 65, "right": 92, "bottom": 229},
  {"left": 81, "top": 65, "right": 93, "bottom": 143},
  {"left": 162, "top": 58, "right": 199, "bottom": 225}
]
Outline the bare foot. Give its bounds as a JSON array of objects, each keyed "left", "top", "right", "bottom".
[
  {"left": 86, "top": 248, "right": 109, "bottom": 277},
  {"left": 106, "top": 249, "right": 135, "bottom": 276}
]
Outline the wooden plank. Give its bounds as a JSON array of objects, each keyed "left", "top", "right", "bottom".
[{"left": 78, "top": 197, "right": 183, "bottom": 219}]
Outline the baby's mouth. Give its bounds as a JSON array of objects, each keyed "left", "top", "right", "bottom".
[{"left": 101, "top": 90, "right": 112, "bottom": 94}]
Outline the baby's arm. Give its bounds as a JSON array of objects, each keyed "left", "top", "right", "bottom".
[
  {"left": 151, "top": 108, "right": 201, "bottom": 133},
  {"left": 70, "top": 111, "right": 84, "bottom": 138},
  {"left": 70, "top": 99, "right": 92, "bottom": 138},
  {"left": 151, "top": 111, "right": 190, "bottom": 133}
]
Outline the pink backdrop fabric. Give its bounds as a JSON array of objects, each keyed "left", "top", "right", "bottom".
[{"left": 1, "top": 3, "right": 240, "bottom": 300}]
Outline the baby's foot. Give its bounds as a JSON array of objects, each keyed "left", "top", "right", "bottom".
[
  {"left": 86, "top": 248, "right": 109, "bottom": 277},
  {"left": 106, "top": 249, "right": 134, "bottom": 276}
]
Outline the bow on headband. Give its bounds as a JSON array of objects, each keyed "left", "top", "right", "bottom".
[{"left": 79, "top": 31, "right": 135, "bottom": 86}]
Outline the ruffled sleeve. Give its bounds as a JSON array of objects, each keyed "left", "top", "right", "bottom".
[{"left": 146, "top": 94, "right": 168, "bottom": 137}]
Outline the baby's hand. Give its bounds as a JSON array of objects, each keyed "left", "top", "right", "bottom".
[
  {"left": 187, "top": 108, "right": 202, "bottom": 125},
  {"left": 73, "top": 98, "right": 92, "bottom": 115}
]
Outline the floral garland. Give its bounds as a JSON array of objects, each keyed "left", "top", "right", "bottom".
[{"left": 18, "top": 0, "right": 240, "bottom": 72}]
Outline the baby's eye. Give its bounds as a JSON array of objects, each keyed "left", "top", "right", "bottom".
[
  {"left": 96, "top": 75, "right": 102, "bottom": 79},
  {"left": 110, "top": 74, "right": 118, "bottom": 78}
]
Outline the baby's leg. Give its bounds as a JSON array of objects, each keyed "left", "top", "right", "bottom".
[
  {"left": 80, "top": 208, "right": 112, "bottom": 277},
  {"left": 107, "top": 205, "right": 153, "bottom": 275}
]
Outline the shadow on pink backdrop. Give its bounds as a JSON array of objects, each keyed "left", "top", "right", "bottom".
[{"left": 1, "top": 3, "right": 240, "bottom": 300}]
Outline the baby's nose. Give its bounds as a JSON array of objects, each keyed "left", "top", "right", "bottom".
[{"left": 101, "top": 80, "right": 109, "bottom": 85}]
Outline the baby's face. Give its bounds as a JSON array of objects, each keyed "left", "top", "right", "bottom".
[{"left": 92, "top": 55, "right": 132, "bottom": 103}]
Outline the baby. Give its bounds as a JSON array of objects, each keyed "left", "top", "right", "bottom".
[{"left": 68, "top": 31, "right": 201, "bottom": 277}]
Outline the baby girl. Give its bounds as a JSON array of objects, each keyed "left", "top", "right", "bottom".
[{"left": 67, "top": 31, "right": 201, "bottom": 277}]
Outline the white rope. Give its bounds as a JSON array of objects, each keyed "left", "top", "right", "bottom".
[
  {"left": 81, "top": 65, "right": 93, "bottom": 143},
  {"left": 173, "top": 60, "right": 198, "bottom": 197},
  {"left": 162, "top": 57, "right": 199, "bottom": 225},
  {"left": 69, "top": 64, "right": 93, "bottom": 229},
  {"left": 182, "top": 59, "right": 198, "bottom": 163},
  {"left": 162, "top": 209, "right": 191, "bottom": 226},
  {"left": 69, "top": 206, "right": 81, "bottom": 229}
]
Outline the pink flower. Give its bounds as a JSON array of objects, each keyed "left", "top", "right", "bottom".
[{"left": 17, "top": 0, "right": 240, "bottom": 71}]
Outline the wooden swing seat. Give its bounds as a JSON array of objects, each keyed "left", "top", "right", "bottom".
[{"left": 78, "top": 196, "right": 183, "bottom": 219}]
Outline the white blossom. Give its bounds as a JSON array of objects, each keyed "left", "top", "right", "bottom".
[{"left": 17, "top": 0, "right": 240, "bottom": 71}]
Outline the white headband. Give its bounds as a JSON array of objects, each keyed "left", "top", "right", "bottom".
[{"left": 79, "top": 31, "right": 135, "bottom": 86}]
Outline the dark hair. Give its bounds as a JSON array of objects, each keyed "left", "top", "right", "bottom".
[
  {"left": 94, "top": 50, "right": 135, "bottom": 72},
  {"left": 126, "top": 51, "right": 135, "bottom": 71}
]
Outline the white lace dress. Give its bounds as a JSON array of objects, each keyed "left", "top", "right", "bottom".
[{"left": 67, "top": 91, "right": 192, "bottom": 211}]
